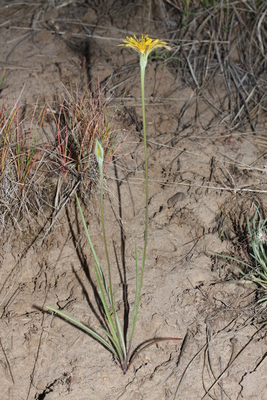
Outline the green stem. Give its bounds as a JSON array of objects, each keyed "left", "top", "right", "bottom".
[
  {"left": 140, "top": 64, "right": 149, "bottom": 296},
  {"left": 100, "top": 164, "right": 113, "bottom": 305},
  {"left": 129, "top": 61, "right": 149, "bottom": 346}
]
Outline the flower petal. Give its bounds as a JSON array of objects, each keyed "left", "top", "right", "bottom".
[{"left": 118, "top": 34, "right": 171, "bottom": 57}]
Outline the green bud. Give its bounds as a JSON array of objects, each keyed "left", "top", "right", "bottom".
[{"left": 95, "top": 139, "right": 104, "bottom": 167}]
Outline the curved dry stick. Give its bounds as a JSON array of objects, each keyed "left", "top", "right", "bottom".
[{"left": 128, "top": 336, "right": 182, "bottom": 372}]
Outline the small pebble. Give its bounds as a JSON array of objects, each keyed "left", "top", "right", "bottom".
[{"left": 167, "top": 192, "right": 186, "bottom": 207}]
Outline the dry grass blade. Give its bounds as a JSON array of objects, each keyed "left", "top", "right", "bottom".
[
  {"left": 229, "top": 65, "right": 255, "bottom": 131},
  {"left": 201, "top": 325, "right": 265, "bottom": 399},
  {"left": 0, "top": 98, "right": 46, "bottom": 231},
  {"left": 161, "top": 0, "right": 267, "bottom": 131},
  {"left": 202, "top": 321, "right": 231, "bottom": 400},
  {"left": 0, "top": 82, "right": 123, "bottom": 234},
  {"left": 49, "top": 84, "right": 121, "bottom": 204}
]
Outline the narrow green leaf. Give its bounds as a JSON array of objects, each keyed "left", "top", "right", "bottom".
[
  {"left": 76, "top": 194, "right": 111, "bottom": 303},
  {"left": 94, "top": 266, "right": 122, "bottom": 360},
  {"left": 129, "top": 241, "right": 140, "bottom": 343},
  {"left": 46, "top": 306, "right": 117, "bottom": 356},
  {"left": 115, "top": 311, "right": 127, "bottom": 359}
]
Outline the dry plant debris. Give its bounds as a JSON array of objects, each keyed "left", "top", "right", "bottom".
[{"left": 0, "top": 84, "right": 121, "bottom": 235}]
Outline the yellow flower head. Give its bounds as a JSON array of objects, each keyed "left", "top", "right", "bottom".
[{"left": 119, "top": 34, "right": 171, "bottom": 68}]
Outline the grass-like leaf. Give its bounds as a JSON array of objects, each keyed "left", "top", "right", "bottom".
[{"left": 46, "top": 306, "right": 117, "bottom": 356}]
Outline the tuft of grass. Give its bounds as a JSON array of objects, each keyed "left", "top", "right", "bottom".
[
  {"left": 0, "top": 100, "right": 16, "bottom": 178},
  {"left": 218, "top": 204, "right": 267, "bottom": 306},
  {"left": 50, "top": 84, "right": 120, "bottom": 202},
  {"left": 160, "top": 0, "right": 267, "bottom": 131},
  {"left": 245, "top": 205, "right": 267, "bottom": 304},
  {"left": 0, "top": 102, "right": 47, "bottom": 231},
  {"left": 0, "top": 82, "right": 123, "bottom": 234},
  {"left": 11, "top": 104, "right": 46, "bottom": 197}
]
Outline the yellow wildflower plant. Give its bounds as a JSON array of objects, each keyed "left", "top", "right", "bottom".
[
  {"left": 118, "top": 34, "right": 173, "bottom": 356},
  {"left": 47, "top": 35, "right": 177, "bottom": 376},
  {"left": 119, "top": 34, "right": 171, "bottom": 68}
]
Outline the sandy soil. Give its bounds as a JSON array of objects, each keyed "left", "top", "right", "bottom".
[{"left": 1, "top": 1, "right": 267, "bottom": 399}]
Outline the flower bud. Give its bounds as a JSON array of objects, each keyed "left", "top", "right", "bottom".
[{"left": 95, "top": 139, "right": 104, "bottom": 167}]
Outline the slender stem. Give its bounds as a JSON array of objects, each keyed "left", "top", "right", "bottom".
[
  {"left": 140, "top": 64, "right": 149, "bottom": 295},
  {"left": 100, "top": 164, "right": 113, "bottom": 304},
  {"left": 129, "top": 61, "right": 149, "bottom": 347}
]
